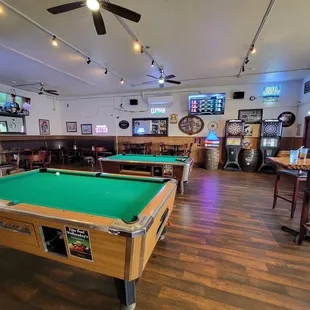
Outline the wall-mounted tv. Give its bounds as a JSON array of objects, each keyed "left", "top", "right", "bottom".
[
  {"left": 189, "top": 93, "right": 226, "bottom": 115},
  {"left": 0, "top": 91, "right": 31, "bottom": 116}
]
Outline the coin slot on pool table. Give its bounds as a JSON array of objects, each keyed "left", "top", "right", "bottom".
[
  {"left": 156, "top": 207, "right": 169, "bottom": 239},
  {"left": 120, "top": 164, "right": 152, "bottom": 176},
  {"left": 40, "top": 226, "right": 67, "bottom": 258}
]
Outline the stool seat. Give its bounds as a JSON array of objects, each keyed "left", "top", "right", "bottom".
[{"left": 279, "top": 169, "right": 307, "bottom": 178}]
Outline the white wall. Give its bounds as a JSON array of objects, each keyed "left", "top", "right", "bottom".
[
  {"left": 60, "top": 80, "right": 301, "bottom": 137},
  {"left": 296, "top": 75, "right": 310, "bottom": 137},
  {"left": 0, "top": 83, "right": 61, "bottom": 135}
]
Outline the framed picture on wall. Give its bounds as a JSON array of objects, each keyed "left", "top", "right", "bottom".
[
  {"left": 238, "top": 109, "right": 263, "bottom": 124},
  {"left": 39, "top": 119, "right": 50, "bottom": 135},
  {"left": 0, "top": 121, "right": 8, "bottom": 133},
  {"left": 81, "top": 124, "right": 92, "bottom": 135},
  {"left": 66, "top": 122, "right": 77, "bottom": 132}
]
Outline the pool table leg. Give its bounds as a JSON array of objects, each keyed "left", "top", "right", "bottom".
[
  {"left": 179, "top": 181, "right": 184, "bottom": 194},
  {"left": 114, "top": 278, "right": 136, "bottom": 310}
]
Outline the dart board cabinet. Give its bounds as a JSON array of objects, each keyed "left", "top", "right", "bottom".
[
  {"left": 258, "top": 119, "right": 283, "bottom": 172},
  {"left": 223, "top": 119, "right": 245, "bottom": 171}
]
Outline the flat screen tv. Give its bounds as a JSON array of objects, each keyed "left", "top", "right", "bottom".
[
  {"left": 0, "top": 91, "right": 31, "bottom": 116},
  {"left": 189, "top": 93, "right": 226, "bottom": 115}
]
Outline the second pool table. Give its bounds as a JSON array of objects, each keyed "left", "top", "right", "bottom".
[
  {"left": 0, "top": 168, "right": 177, "bottom": 310},
  {"left": 99, "top": 154, "right": 194, "bottom": 194}
]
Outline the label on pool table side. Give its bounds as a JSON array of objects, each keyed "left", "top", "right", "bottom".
[
  {"left": 65, "top": 226, "right": 93, "bottom": 262},
  {"left": 163, "top": 165, "right": 173, "bottom": 177}
]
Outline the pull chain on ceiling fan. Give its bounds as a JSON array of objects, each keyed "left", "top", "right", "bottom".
[{"left": 47, "top": 0, "right": 141, "bottom": 35}]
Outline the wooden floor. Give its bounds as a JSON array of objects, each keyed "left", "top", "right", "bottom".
[{"left": 1, "top": 167, "right": 310, "bottom": 310}]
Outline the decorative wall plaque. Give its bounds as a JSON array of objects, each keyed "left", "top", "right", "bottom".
[{"left": 178, "top": 115, "right": 204, "bottom": 135}]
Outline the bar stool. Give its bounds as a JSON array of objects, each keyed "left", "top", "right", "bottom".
[{"left": 272, "top": 169, "right": 307, "bottom": 218}]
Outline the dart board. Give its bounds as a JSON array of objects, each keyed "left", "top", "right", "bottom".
[
  {"left": 261, "top": 120, "right": 282, "bottom": 137},
  {"left": 178, "top": 115, "right": 204, "bottom": 135},
  {"left": 225, "top": 120, "right": 244, "bottom": 136}
]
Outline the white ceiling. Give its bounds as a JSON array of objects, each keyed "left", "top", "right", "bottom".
[{"left": 0, "top": 0, "right": 310, "bottom": 97}]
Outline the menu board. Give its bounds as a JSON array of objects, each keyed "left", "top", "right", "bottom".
[{"left": 189, "top": 93, "right": 225, "bottom": 115}]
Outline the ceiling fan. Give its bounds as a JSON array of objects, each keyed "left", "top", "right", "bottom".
[
  {"left": 145, "top": 68, "right": 181, "bottom": 88},
  {"left": 38, "top": 83, "right": 59, "bottom": 96},
  {"left": 47, "top": 0, "right": 141, "bottom": 35}
]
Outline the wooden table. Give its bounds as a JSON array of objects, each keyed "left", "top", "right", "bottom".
[{"left": 268, "top": 157, "right": 310, "bottom": 244}]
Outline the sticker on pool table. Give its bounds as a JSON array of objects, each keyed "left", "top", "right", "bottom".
[
  {"left": 65, "top": 226, "right": 93, "bottom": 261},
  {"left": 163, "top": 165, "right": 173, "bottom": 177}
]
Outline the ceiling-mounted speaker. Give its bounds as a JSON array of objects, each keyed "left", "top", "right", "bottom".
[
  {"left": 233, "top": 91, "right": 245, "bottom": 99},
  {"left": 130, "top": 99, "right": 138, "bottom": 105}
]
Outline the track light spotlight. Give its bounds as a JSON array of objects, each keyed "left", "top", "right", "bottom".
[
  {"left": 134, "top": 40, "right": 141, "bottom": 51},
  {"left": 242, "top": 65, "right": 245, "bottom": 72},
  {"left": 140, "top": 46, "right": 144, "bottom": 54},
  {"left": 250, "top": 45, "right": 256, "bottom": 54},
  {"left": 245, "top": 57, "right": 249, "bottom": 64},
  {"left": 87, "top": 57, "right": 91, "bottom": 64},
  {"left": 52, "top": 36, "right": 58, "bottom": 47},
  {"left": 151, "top": 60, "right": 154, "bottom": 67},
  {"left": 105, "top": 68, "right": 108, "bottom": 74},
  {"left": 120, "top": 78, "right": 124, "bottom": 84}
]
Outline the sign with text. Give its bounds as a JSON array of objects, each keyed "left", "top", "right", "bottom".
[
  {"left": 151, "top": 108, "right": 166, "bottom": 115},
  {"left": 95, "top": 125, "right": 108, "bottom": 134}
]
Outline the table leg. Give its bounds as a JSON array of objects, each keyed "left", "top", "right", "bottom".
[
  {"left": 114, "top": 278, "right": 136, "bottom": 310},
  {"left": 281, "top": 171, "right": 310, "bottom": 244},
  {"left": 179, "top": 181, "right": 184, "bottom": 194}
]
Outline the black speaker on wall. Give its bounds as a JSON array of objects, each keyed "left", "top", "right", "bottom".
[
  {"left": 130, "top": 99, "right": 138, "bottom": 105},
  {"left": 233, "top": 92, "right": 245, "bottom": 99}
]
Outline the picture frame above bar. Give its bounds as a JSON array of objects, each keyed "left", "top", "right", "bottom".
[{"left": 132, "top": 118, "right": 168, "bottom": 137}]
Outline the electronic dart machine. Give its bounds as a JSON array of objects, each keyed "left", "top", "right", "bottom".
[
  {"left": 223, "top": 119, "right": 245, "bottom": 171},
  {"left": 258, "top": 119, "right": 283, "bottom": 172}
]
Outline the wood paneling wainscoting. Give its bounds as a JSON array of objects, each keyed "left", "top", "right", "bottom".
[{"left": 0, "top": 135, "right": 303, "bottom": 166}]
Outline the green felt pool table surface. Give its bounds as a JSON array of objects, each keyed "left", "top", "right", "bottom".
[
  {"left": 0, "top": 169, "right": 167, "bottom": 222},
  {"left": 103, "top": 154, "right": 190, "bottom": 164}
]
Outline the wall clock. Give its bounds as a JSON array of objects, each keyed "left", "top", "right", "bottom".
[{"left": 178, "top": 115, "right": 204, "bottom": 135}]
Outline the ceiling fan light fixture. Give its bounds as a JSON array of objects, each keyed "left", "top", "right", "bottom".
[
  {"left": 86, "top": 0, "right": 100, "bottom": 11},
  {"left": 158, "top": 76, "right": 165, "bottom": 84}
]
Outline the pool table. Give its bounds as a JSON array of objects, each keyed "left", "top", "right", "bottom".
[
  {"left": 99, "top": 154, "right": 194, "bottom": 194},
  {"left": 0, "top": 168, "right": 177, "bottom": 310}
]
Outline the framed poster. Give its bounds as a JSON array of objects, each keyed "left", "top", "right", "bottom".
[
  {"left": 39, "top": 119, "right": 50, "bottom": 135},
  {"left": 81, "top": 124, "right": 92, "bottom": 135},
  {"left": 66, "top": 122, "right": 77, "bottom": 132},
  {"left": 304, "top": 81, "right": 310, "bottom": 94},
  {"left": 133, "top": 118, "right": 168, "bottom": 136},
  {"left": 0, "top": 121, "right": 8, "bottom": 133},
  {"left": 238, "top": 109, "right": 263, "bottom": 124}
]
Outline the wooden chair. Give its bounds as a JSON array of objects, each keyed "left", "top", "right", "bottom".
[
  {"left": 95, "top": 147, "right": 106, "bottom": 164},
  {"left": 80, "top": 148, "right": 94, "bottom": 166},
  {"left": 29, "top": 154, "right": 46, "bottom": 170},
  {"left": 184, "top": 143, "right": 193, "bottom": 157},
  {"left": 272, "top": 152, "right": 307, "bottom": 219},
  {"left": 39, "top": 150, "right": 52, "bottom": 167}
]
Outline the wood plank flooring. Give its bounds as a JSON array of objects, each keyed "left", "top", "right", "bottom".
[{"left": 1, "top": 167, "right": 310, "bottom": 310}]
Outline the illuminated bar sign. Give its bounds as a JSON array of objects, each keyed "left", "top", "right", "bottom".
[
  {"left": 95, "top": 125, "right": 108, "bottom": 134},
  {"left": 263, "top": 86, "right": 281, "bottom": 103},
  {"left": 151, "top": 108, "right": 166, "bottom": 115}
]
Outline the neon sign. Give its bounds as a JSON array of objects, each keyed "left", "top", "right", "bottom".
[
  {"left": 95, "top": 125, "right": 108, "bottom": 134},
  {"left": 151, "top": 108, "right": 166, "bottom": 115}
]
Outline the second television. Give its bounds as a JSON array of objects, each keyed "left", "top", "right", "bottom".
[{"left": 189, "top": 93, "right": 226, "bottom": 115}]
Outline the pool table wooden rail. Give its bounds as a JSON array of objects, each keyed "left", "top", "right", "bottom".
[{"left": 0, "top": 169, "right": 177, "bottom": 282}]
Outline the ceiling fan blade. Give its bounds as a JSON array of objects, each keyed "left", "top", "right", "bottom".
[
  {"left": 47, "top": 1, "right": 85, "bottom": 14},
  {"left": 45, "top": 90, "right": 58, "bottom": 94},
  {"left": 165, "top": 74, "right": 175, "bottom": 80},
  {"left": 159, "top": 83, "right": 164, "bottom": 88},
  {"left": 102, "top": 1, "right": 141, "bottom": 23},
  {"left": 166, "top": 80, "right": 181, "bottom": 85},
  {"left": 146, "top": 74, "right": 158, "bottom": 80},
  {"left": 45, "top": 90, "right": 59, "bottom": 96},
  {"left": 92, "top": 11, "right": 106, "bottom": 35}
]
